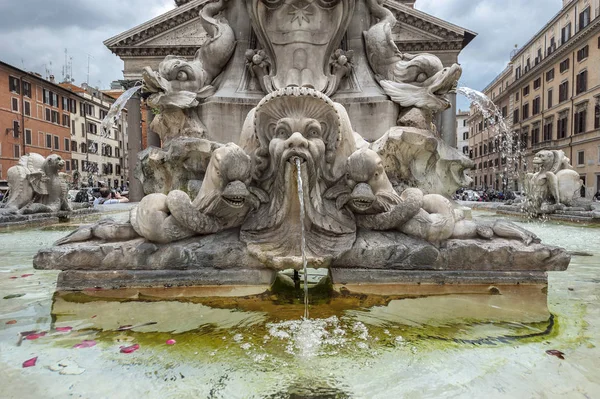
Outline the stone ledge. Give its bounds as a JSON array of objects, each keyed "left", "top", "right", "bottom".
[
  {"left": 330, "top": 269, "right": 549, "bottom": 285},
  {"left": 35, "top": 228, "right": 569, "bottom": 288},
  {"left": 34, "top": 229, "right": 264, "bottom": 271},
  {"left": 56, "top": 269, "right": 276, "bottom": 291}
]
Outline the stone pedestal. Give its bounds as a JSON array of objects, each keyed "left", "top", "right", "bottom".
[{"left": 34, "top": 229, "right": 569, "bottom": 291}]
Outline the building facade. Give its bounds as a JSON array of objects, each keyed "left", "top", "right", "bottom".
[
  {"left": 0, "top": 61, "right": 75, "bottom": 183},
  {"left": 1, "top": 60, "right": 129, "bottom": 191},
  {"left": 60, "top": 83, "right": 129, "bottom": 189},
  {"left": 468, "top": 0, "right": 600, "bottom": 198},
  {"left": 456, "top": 110, "right": 469, "bottom": 156}
]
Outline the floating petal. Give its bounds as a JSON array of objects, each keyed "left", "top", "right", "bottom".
[
  {"left": 120, "top": 344, "right": 140, "bottom": 353},
  {"left": 22, "top": 357, "right": 38, "bottom": 368},
  {"left": 25, "top": 332, "right": 47, "bottom": 340},
  {"left": 73, "top": 340, "right": 97, "bottom": 348},
  {"left": 6, "top": 320, "right": 17, "bottom": 325},
  {"left": 166, "top": 339, "right": 176, "bottom": 345},
  {"left": 55, "top": 327, "right": 73, "bottom": 333}
]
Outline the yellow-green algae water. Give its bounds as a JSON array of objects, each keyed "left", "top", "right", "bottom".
[{"left": 0, "top": 211, "right": 599, "bottom": 398}]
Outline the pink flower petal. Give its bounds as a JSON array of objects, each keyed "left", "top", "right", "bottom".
[
  {"left": 73, "top": 340, "right": 96, "bottom": 348},
  {"left": 21, "top": 274, "right": 34, "bottom": 278},
  {"left": 55, "top": 327, "right": 73, "bottom": 333},
  {"left": 9, "top": 276, "right": 18, "bottom": 279},
  {"left": 120, "top": 344, "right": 140, "bottom": 354},
  {"left": 166, "top": 339, "right": 176, "bottom": 345},
  {"left": 25, "top": 332, "right": 47, "bottom": 340},
  {"left": 22, "top": 357, "right": 38, "bottom": 368},
  {"left": 91, "top": 315, "right": 97, "bottom": 319},
  {"left": 6, "top": 320, "right": 17, "bottom": 325}
]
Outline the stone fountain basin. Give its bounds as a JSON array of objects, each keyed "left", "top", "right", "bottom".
[{"left": 34, "top": 228, "right": 569, "bottom": 291}]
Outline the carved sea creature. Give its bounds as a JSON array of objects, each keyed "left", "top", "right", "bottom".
[
  {"left": 333, "top": 149, "right": 538, "bottom": 245},
  {"left": 55, "top": 144, "right": 263, "bottom": 245},
  {"left": 167, "top": 143, "right": 265, "bottom": 234},
  {"left": 142, "top": 0, "right": 236, "bottom": 141},
  {"left": 364, "top": 0, "right": 461, "bottom": 112},
  {"left": 240, "top": 87, "right": 357, "bottom": 262},
  {"left": 0, "top": 154, "right": 70, "bottom": 215},
  {"left": 524, "top": 150, "right": 582, "bottom": 214}
]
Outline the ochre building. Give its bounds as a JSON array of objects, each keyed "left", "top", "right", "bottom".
[{"left": 468, "top": 0, "right": 600, "bottom": 198}]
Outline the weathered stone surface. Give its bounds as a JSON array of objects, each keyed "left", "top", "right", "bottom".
[
  {"left": 371, "top": 127, "right": 473, "bottom": 196},
  {"left": 136, "top": 137, "right": 221, "bottom": 195},
  {"left": 333, "top": 230, "right": 568, "bottom": 272},
  {"left": 57, "top": 269, "right": 275, "bottom": 291},
  {"left": 440, "top": 239, "right": 569, "bottom": 271},
  {"left": 35, "top": 229, "right": 264, "bottom": 271},
  {"left": 330, "top": 269, "right": 549, "bottom": 285},
  {"left": 0, "top": 153, "right": 70, "bottom": 215},
  {"left": 333, "top": 229, "right": 440, "bottom": 269}
]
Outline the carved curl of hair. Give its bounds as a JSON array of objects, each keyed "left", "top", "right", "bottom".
[{"left": 252, "top": 87, "right": 342, "bottom": 180}]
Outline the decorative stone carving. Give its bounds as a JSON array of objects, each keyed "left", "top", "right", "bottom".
[
  {"left": 60, "top": 143, "right": 262, "bottom": 246},
  {"left": 364, "top": 0, "right": 461, "bottom": 112},
  {"left": 39, "top": 5, "right": 571, "bottom": 290},
  {"left": 240, "top": 87, "right": 357, "bottom": 265},
  {"left": 0, "top": 154, "right": 71, "bottom": 215},
  {"left": 329, "top": 149, "right": 537, "bottom": 246},
  {"left": 135, "top": 137, "right": 221, "bottom": 194},
  {"left": 141, "top": 0, "right": 236, "bottom": 142},
  {"left": 371, "top": 127, "right": 474, "bottom": 196},
  {"left": 245, "top": 0, "right": 355, "bottom": 94},
  {"left": 523, "top": 150, "right": 583, "bottom": 214}
]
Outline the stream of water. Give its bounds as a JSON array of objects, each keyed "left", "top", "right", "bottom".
[
  {"left": 295, "top": 158, "right": 309, "bottom": 319},
  {"left": 457, "top": 86, "right": 526, "bottom": 188}
]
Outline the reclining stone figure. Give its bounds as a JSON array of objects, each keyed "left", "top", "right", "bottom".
[
  {"left": 56, "top": 143, "right": 263, "bottom": 245},
  {"left": 328, "top": 148, "right": 539, "bottom": 245}
]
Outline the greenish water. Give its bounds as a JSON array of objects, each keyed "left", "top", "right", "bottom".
[{"left": 0, "top": 212, "right": 599, "bottom": 398}]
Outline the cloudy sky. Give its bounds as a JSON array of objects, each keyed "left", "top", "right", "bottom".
[{"left": 0, "top": 0, "right": 563, "bottom": 109}]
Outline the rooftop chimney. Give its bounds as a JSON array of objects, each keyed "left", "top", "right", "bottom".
[{"left": 49, "top": 75, "right": 55, "bottom": 83}]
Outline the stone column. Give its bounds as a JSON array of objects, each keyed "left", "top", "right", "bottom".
[
  {"left": 126, "top": 91, "right": 144, "bottom": 202},
  {"left": 440, "top": 93, "right": 457, "bottom": 148},
  {"left": 146, "top": 109, "right": 161, "bottom": 148}
]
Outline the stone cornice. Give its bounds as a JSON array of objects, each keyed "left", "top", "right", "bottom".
[
  {"left": 386, "top": 0, "right": 477, "bottom": 46},
  {"left": 105, "top": 0, "right": 477, "bottom": 55},
  {"left": 111, "top": 46, "right": 199, "bottom": 57},
  {"left": 395, "top": 40, "right": 464, "bottom": 52},
  {"left": 104, "top": 0, "right": 209, "bottom": 49}
]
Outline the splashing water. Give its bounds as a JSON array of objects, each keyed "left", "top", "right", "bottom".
[
  {"left": 457, "top": 86, "right": 527, "bottom": 190},
  {"left": 81, "top": 84, "right": 143, "bottom": 183},
  {"left": 295, "top": 157, "right": 309, "bottom": 319},
  {"left": 100, "top": 85, "right": 142, "bottom": 139}
]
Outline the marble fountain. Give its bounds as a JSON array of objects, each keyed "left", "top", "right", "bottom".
[
  {"left": 2, "top": 1, "right": 600, "bottom": 397},
  {"left": 31, "top": 0, "right": 568, "bottom": 295}
]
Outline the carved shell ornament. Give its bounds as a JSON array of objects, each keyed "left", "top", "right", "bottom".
[{"left": 251, "top": 87, "right": 344, "bottom": 181}]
